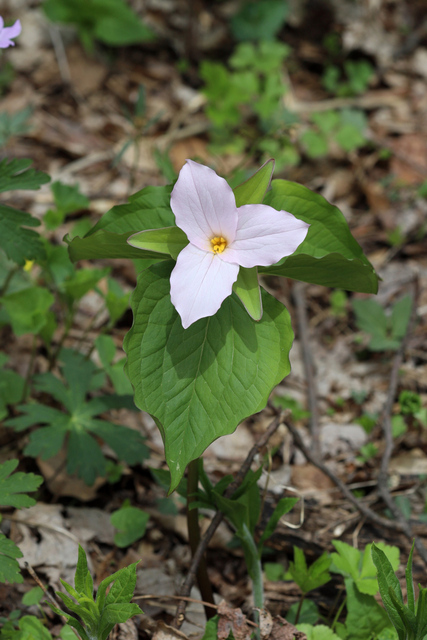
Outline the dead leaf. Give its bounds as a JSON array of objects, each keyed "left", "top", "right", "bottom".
[
  {"left": 270, "top": 615, "right": 307, "bottom": 640},
  {"left": 259, "top": 609, "right": 274, "bottom": 639},
  {"left": 217, "top": 600, "right": 252, "bottom": 640}
]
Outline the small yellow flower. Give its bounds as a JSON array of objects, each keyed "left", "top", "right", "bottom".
[{"left": 23, "top": 260, "right": 34, "bottom": 272}]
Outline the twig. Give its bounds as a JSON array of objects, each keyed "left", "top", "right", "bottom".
[
  {"left": 293, "top": 283, "right": 320, "bottom": 458},
  {"left": 286, "top": 420, "right": 407, "bottom": 533},
  {"left": 172, "top": 411, "right": 287, "bottom": 628},
  {"left": 376, "top": 280, "right": 427, "bottom": 564}
]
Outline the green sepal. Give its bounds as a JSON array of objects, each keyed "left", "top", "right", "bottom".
[
  {"left": 65, "top": 230, "right": 165, "bottom": 262},
  {"left": 127, "top": 226, "right": 188, "bottom": 259},
  {"left": 233, "top": 266, "right": 262, "bottom": 320},
  {"left": 234, "top": 158, "right": 275, "bottom": 206}
]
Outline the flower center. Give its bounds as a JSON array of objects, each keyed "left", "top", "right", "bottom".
[{"left": 210, "top": 236, "right": 227, "bottom": 254}]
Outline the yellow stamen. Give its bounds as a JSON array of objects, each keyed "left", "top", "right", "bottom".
[{"left": 210, "top": 236, "right": 227, "bottom": 254}]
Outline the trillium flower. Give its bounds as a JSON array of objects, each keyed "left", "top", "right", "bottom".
[
  {"left": 168, "top": 160, "right": 309, "bottom": 329},
  {"left": 0, "top": 16, "right": 21, "bottom": 48}
]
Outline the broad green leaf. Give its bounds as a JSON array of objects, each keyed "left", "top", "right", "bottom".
[
  {"left": 371, "top": 544, "right": 406, "bottom": 640},
  {"left": 233, "top": 266, "right": 262, "bottom": 321},
  {"left": 0, "top": 365, "right": 25, "bottom": 419},
  {"left": 391, "top": 295, "right": 412, "bottom": 341},
  {"left": 127, "top": 226, "right": 188, "bottom": 259},
  {"left": 62, "top": 267, "right": 110, "bottom": 300},
  {"left": 297, "top": 623, "right": 341, "bottom": 639},
  {"left": 287, "top": 598, "right": 319, "bottom": 625},
  {"left": 0, "top": 286, "right": 54, "bottom": 336},
  {"left": 67, "top": 185, "right": 174, "bottom": 262},
  {"left": 344, "top": 578, "right": 392, "bottom": 640},
  {"left": 0, "top": 158, "right": 50, "bottom": 193},
  {"left": 415, "top": 588, "right": 427, "bottom": 639},
  {"left": 0, "top": 534, "right": 23, "bottom": 584},
  {"left": 233, "top": 159, "right": 275, "bottom": 207},
  {"left": 261, "top": 180, "right": 378, "bottom": 293},
  {"left": 110, "top": 507, "right": 150, "bottom": 547},
  {"left": 66, "top": 231, "right": 163, "bottom": 262},
  {"left": 124, "top": 261, "right": 293, "bottom": 492},
  {"left": 0, "top": 204, "right": 45, "bottom": 265},
  {"left": 330, "top": 541, "right": 360, "bottom": 582},
  {"left": 0, "top": 459, "right": 43, "bottom": 508},
  {"left": 51, "top": 181, "right": 90, "bottom": 215},
  {"left": 95, "top": 335, "right": 133, "bottom": 395},
  {"left": 22, "top": 586, "right": 44, "bottom": 606}
]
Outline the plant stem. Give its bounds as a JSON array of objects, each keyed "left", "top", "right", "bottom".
[
  {"left": 240, "top": 523, "right": 263, "bottom": 640},
  {"left": 294, "top": 593, "right": 305, "bottom": 625},
  {"left": 186, "top": 458, "right": 215, "bottom": 619}
]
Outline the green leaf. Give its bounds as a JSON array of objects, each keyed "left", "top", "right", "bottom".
[
  {"left": 287, "top": 548, "right": 331, "bottom": 594},
  {"left": 258, "top": 497, "right": 299, "bottom": 548},
  {"left": 231, "top": 3, "right": 289, "bottom": 42},
  {"left": 344, "top": 578, "right": 393, "bottom": 639},
  {"left": 22, "top": 586, "right": 44, "bottom": 606},
  {"left": 0, "top": 204, "right": 45, "bottom": 266},
  {"left": 261, "top": 180, "right": 378, "bottom": 293},
  {"left": 391, "top": 295, "right": 412, "bottom": 341},
  {"left": 95, "top": 335, "right": 133, "bottom": 395},
  {"left": 232, "top": 266, "right": 262, "bottom": 321},
  {"left": 124, "top": 261, "right": 293, "bottom": 492},
  {"left": 0, "top": 533, "right": 23, "bottom": 584},
  {"left": 67, "top": 185, "right": 174, "bottom": 262},
  {"left": 62, "top": 267, "right": 110, "bottom": 300},
  {"left": 371, "top": 543, "right": 406, "bottom": 640},
  {"left": 18, "top": 615, "right": 53, "bottom": 640},
  {"left": 98, "top": 603, "right": 142, "bottom": 640},
  {"left": 388, "top": 587, "right": 417, "bottom": 634},
  {"left": 0, "top": 286, "right": 54, "bottom": 336},
  {"left": 110, "top": 506, "right": 150, "bottom": 548},
  {"left": 0, "top": 158, "right": 50, "bottom": 193},
  {"left": 127, "top": 226, "right": 188, "bottom": 259},
  {"left": 105, "top": 562, "right": 139, "bottom": 606},
  {"left": 74, "top": 545, "right": 91, "bottom": 596},
  {"left": 0, "top": 459, "right": 43, "bottom": 508},
  {"left": 297, "top": 623, "right": 341, "bottom": 639},
  {"left": 415, "top": 587, "right": 427, "bottom": 639},
  {"left": 233, "top": 159, "right": 275, "bottom": 207},
  {"left": 287, "top": 599, "right": 319, "bottom": 625}
]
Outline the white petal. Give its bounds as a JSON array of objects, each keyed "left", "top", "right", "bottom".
[
  {"left": 170, "top": 244, "right": 239, "bottom": 329},
  {"left": 0, "top": 19, "right": 21, "bottom": 47},
  {"left": 170, "top": 160, "right": 238, "bottom": 252},
  {"left": 221, "top": 204, "right": 310, "bottom": 268}
]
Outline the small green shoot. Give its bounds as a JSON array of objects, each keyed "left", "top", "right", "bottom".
[
  {"left": 352, "top": 296, "right": 412, "bottom": 351},
  {"left": 49, "top": 545, "right": 142, "bottom": 640}
]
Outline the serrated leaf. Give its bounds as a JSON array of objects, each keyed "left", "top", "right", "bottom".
[
  {"left": 98, "top": 603, "right": 142, "bottom": 640},
  {"left": 287, "top": 547, "right": 331, "bottom": 594},
  {"left": 0, "top": 205, "right": 45, "bottom": 265},
  {"left": 344, "top": 577, "right": 392, "bottom": 639},
  {"left": 0, "top": 534, "right": 23, "bottom": 584},
  {"left": 124, "top": 260, "right": 293, "bottom": 492},
  {"left": 0, "top": 286, "right": 54, "bottom": 336},
  {"left": 110, "top": 507, "right": 150, "bottom": 547},
  {"left": 51, "top": 181, "right": 90, "bottom": 215},
  {"left": 105, "top": 562, "right": 139, "bottom": 606},
  {"left": 0, "top": 158, "right": 50, "bottom": 193},
  {"left": 0, "top": 459, "right": 43, "bottom": 508},
  {"left": 261, "top": 180, "right": 378, "bottom": 293}
]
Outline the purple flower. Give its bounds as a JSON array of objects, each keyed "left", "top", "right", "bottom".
[
  {"left": 0, "top": 17, "right": 21, "bottom": 49},
  {"left": 169, "top": 160, "right": 310, "bottom": 328}
]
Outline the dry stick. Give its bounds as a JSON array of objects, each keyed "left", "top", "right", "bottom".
[
  {"left": 293, "top": 282, "right": 320, "bottom": 458},
  {"left": 285, "top": 420, "right": 406, "bottom": 533},
  {"left": 376, "top": 281, "right": 427, "bottom": 565},
  {"left": 172, "top": 411, "right": 286, "bottom": 629}
]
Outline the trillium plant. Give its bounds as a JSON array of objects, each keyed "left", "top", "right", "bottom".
[
  {"left": 68, "top": 158, "right": 378, "bottom": 491},
  {"left": 68, "top": 158, "right": 378, "bottom": 622}
]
